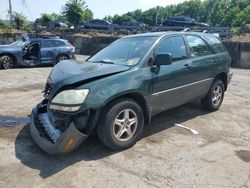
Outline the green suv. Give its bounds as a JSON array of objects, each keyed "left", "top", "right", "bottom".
[{"left": 30, "top": 32, "right": 233, "bottom": 154}]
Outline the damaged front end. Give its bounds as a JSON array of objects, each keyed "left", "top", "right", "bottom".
[{"left": 30, "top": 100, "right": 99, "bottom": 155}]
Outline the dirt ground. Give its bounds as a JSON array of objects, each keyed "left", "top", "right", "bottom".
[{"left": 0, "top": 56, "right": 250, "bottom": 188}]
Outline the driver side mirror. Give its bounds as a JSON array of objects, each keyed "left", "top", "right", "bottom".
[{"left": 155, "top": 53, "right": 172, "bottom": 67}]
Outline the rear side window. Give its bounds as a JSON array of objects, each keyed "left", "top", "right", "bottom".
[
  {"left": 42, "top": 40, "right": 66, "bottom": 48},
  {"left": 156, "top": 36, "right": 188, "bottom": 62},
  {"left": 186, "top": 35, "right": 213, "bottom": 57},
  {"left": 54, "top": 40, "right": 66, "bottom": 47},
  {"left": 42, "top": 40, "right": 54, "bottom": 48},
  {"left": 204, "top": 35, "right": 227, "bottom": 53}
]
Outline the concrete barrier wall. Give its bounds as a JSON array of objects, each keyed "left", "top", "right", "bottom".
[
  {"left": 64, "top": 35, "right": 120, "bottom": 55},
  {"left": 0, "top": 33, "right": 250, "bottom": 68},
  {"left": 223, "top": 41, "right": 250, "bottom": 68},
  {"left": 0, "top": 33, "right": 21, "bottom": 44}
]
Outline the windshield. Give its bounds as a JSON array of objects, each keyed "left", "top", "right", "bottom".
[
  {"left": 88, "top": 36, "right": 158, "bottom": 66},
  {"left": 10, "top": 40, "right": 27, "bottom": 47}
]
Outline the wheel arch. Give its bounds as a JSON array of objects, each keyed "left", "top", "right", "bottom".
[
  {"left": 101, "top": 92, "right": 151, "bottom": 125},
  {"left": 55, "top": 53, "right": 70, "bottom": 63},
  {"left": 214, "top": 72, "right": 228, "bottom": 91},
  {"left": 56, "top": 53, "right": 70, "bottom": 59}
]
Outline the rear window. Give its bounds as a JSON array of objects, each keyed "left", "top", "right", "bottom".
[{"left": 204, "top": 35, "right": 227, "bottom": 53}]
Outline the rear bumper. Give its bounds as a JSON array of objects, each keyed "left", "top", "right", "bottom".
[
  {"left": 228, "top": 72, "right": 233, "bottom": 84},
  {"left": 30, "top": 102, "right": 88, "bottom": 155}
]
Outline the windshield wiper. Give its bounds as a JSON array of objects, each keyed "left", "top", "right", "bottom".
[
  {"left": 98, "top": 60, "right": 114, "bottom": 64},
  {"left": 88, "top": 60, "right": 114, "bottom": 64}
]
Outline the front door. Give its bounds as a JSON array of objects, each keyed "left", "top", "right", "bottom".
[
  {"left": 151, "top": 35, "right": 193, "bottom": 115},
  {"left": 23, "top": 41, "right": 41, "bottom": 66}
]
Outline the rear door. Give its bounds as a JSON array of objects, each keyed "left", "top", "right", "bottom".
[
  {"left": 184, "top": 34, "right": 216, "bottom": 98},
  {"left": 41, "top": 40, "right": 55, "bottom": 64},
  {"left": 151, "top": 35, "right": 193, "bottom": 115}
]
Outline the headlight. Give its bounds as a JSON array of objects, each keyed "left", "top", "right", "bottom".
[{"left": 49, "top": 89, "right": 89, "bottom": 112}]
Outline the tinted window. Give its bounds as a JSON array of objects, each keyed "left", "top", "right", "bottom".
[
  {"left": 204, "top": 35, "right": 226, "bottom": 53},
  {"left": 186, "top": 35, "right": 213, "bottom": 57},
  {"left": 42, "top": 40, "right": 66, "bottom": 48},
  {"left": 90, "top": 20, "right": 97, "bottom": 24},
  {"left": 54, "top": 40, "right": 66, "bottom": 47},
  {"left": 42, "top": 40, "right": 54, "bottom": 48},
  {"left": 156, "top": 36, "right": 188, "bottom": 61}
]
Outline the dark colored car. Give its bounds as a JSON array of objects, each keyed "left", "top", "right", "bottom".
[
  {"left": 0, "top": 37, "right": 75, "bottom": 69},
  {"left": 30, "top": 32, "right": 232, "bottom": 154},
  {"left": 162, "top": 16, "right": 209, "bottom": 27},
  {"left": 120, "top": 21, "right": 146, "bottom": 30},
  {"left": 83, "top": 19, "right": 112, "bottom": 30}
]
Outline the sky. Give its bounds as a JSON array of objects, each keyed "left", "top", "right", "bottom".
[{"left": 0, "top": 0, "right": 187, "bottom": 21}]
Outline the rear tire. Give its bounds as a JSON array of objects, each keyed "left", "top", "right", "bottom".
[
  {"left": 97, "top": 98, "right": 144, "bottom": 151},
  {"left": 56, "top": 55, "right": 69, "bottom": 64},
  {"left": 0, "top": 55, "right": 15, "bottom": 69},
  {"left": 201, "top": 79, "right": 225, "bottom": 111}
]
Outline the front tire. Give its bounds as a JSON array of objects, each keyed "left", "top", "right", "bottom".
[
  {"left": 201, "top": 79, "right": 225, "bottom": 111},
  {"left": 97, "top": 98, "right": 144, "bottom": 151},
  {"left": 0, "top": 55, "right": 15, "bottom": 69}
]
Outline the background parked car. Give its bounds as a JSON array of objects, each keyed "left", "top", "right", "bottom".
[
  {"left": 120, "top": 21, "right": 146, "bottom": 30},
  {"left": 0, "top": 36, "right": 75, "bottom": 69},
  {"left": 48, "top": 20, "right": 68, "bottom": 29},
  {"left": 83, "top": 19, "right": 112, "bottom": 30},
  {"left": 162, "top": 16, "right": 209, "bottom": 27}
]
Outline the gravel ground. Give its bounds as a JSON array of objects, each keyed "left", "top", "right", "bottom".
[{"left": 0, "top": 57, "right": 249, "bottom": 188}]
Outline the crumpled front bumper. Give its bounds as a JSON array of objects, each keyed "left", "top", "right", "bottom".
[{"left": 30, "top": 102, "right": 88, "bottom": 155}]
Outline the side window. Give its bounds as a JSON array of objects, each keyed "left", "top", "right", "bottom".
[
  {"left": 204, "top": 35, "right": 226, "bottom": 53},
  {"left": 42, "top": 40, "right": 53, "bottom": 48},
  {"left": 54, "top": 40, "right": 66, "bottom": 47},
  {"left": 156, "top": 36, "right": 188, "bottom": 62},
  {"left": 186, "top": 35, "right": 213, "bottom": 57}
]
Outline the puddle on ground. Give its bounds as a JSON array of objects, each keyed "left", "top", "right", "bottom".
[{"left": 0, "top": 116, "right": 30, "bottom": 127}]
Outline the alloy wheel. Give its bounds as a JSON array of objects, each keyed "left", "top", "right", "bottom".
[
  {"left": 212, "top": 85, "right": 222, "bottom": 106},
  {"left": 113, "top": 109, "right": 138, "bottom": 142},
  {"left": 2, "top": 56, "right": 14, "bottom": 69},
  {"left": 59, "top": 55, "right": 68, "bottom": 61}
]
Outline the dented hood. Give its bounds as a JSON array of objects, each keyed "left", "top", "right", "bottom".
[{"left": 47, "top": 60, "right": 130, "bottom": 93}]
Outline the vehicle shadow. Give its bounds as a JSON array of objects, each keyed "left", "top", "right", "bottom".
[{"left": 15, "top": 101, "right": 210, "bottom": 179}]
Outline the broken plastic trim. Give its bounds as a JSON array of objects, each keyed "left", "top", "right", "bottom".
[{"left": 30, "top": 103, "right": 88, "bottom": 154}]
